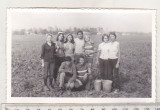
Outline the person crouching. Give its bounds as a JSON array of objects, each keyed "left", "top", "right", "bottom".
[
  {"left": 75, "top": 56, "right": 93, "bottom": 91},
  {"left": 58, "top": 56, "right": 77, "bottom": 91}
]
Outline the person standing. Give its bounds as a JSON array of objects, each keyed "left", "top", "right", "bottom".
[
  {"left": 96, "top": 34, "right": 110, "bottom": 80},
  {"left": 108, "top": 32, "right": 120, "bottom": 93},
  {"left": 41, "top": 34, "right": 56, "bottom": 91},
  {"left": 64, "top": 34, "right": 75, "bottom": 61},
  {"left": 84, "top": 35, "right": 95, "bottom": 68},
  {"left": 54, "top": 32, "right": 65, "bottom": 81},
  {"left": 74, "top": 30, "right": 85, "bottom": 64}
]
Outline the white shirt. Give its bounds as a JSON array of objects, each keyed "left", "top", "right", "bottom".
[
  {"left": 74, "top": 38, "right": 85, "bottom": 54},
  {"left": 98, "top": 42, "right": 109, "bottom": 60},
  {"left": 108, "top": 41, "right": 119, "bottom": 59}
]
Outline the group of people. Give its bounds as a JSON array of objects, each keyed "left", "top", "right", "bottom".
[{"left": 40, "top": 30, "right": 120, "bottom": 93}]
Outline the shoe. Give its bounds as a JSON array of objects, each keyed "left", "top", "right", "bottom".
[
  {"left": 48, "top": 84, "right": 54, "bottom": 91},
  {"left": 67, "top": 89, "right": 72, "bottom": 95},
  {"left": 58, "top": 87, "right": 65, "bottom": 91},
  {"left": 113, "top": 89, "right": 119, "bottom": 93},
  {"left": 43, "top": 86, "right": 50, "bottom": 91}
]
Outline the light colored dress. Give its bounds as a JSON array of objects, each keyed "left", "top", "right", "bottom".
[
  {"left": 64, "top": 42, "right": 75, "bottom": 59},
  {"left": 98, "top": 42, "right": 110, "bottom": 60},
  {"left": 108, "top": 41, "right": 119, "bottom": 59}
]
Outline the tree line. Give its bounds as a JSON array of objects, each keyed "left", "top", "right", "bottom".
[{"left": 12, "top": 27, "right": 104, "bottom": 35}]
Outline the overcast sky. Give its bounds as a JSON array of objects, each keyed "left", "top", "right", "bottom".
[{"left": 10, "top": 9, "right": 153, "bottom": 32}]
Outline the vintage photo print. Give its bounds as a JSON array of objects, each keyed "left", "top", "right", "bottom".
[{"left": 7, "top": 8, "right": 156, "bottom": 103}]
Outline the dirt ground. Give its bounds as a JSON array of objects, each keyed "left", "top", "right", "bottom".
[{"left": 11, "top": 33, "right": 152, "bottom": 98}]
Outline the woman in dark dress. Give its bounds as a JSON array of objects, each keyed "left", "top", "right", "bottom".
[{"left": 41, "top": 34, "right": 56, "bottom": 91}]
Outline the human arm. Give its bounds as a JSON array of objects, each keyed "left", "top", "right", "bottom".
[
  {"left": 87, "top": 64, "right": 92, "bottom": 75},
  {"left": 41, "top": 59, "right": 44, "bottom": 67},
  {"left": 116, "top": 43, "right": 120, "bottom": 68},
  {"left": 84, "top": 42, "right": 96, "bottom": 56},
  {"left": 68, "top": 64, "right": 77, "bottom": 83},
  {"left": 55, "top": 42, "right": 60, "bottom": 52},
  {"left": 58, "top": 62, "right": 67, "bottom": 73},
  {"left": 96, "top": 44, "right": 101, "bottom": 65},
  {"left": 73, "top": 43, "right": 75, "bottom": 54},
  {"left": 40, "top": 44, "right": 45, "bottom": 67}
]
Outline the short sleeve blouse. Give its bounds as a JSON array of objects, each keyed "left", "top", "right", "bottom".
[{"left": 98, "top": 42, "right": 110, "bottom": 60}]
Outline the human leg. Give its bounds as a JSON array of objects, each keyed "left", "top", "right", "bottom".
[
  {"left": 59, "top": 72, "right": 66, "bottom": 88},
  {"left": 85, "top": 74, "right": 93, "bottom": 91},
  {"left": 112, "top": 59, "right": 120, "bottom": 90},
  {"left": 99, "top": 58, "right": 105, "bottom": 79},
  {"left": 49, "top": 62, "right": 55, "bottom": 88},
  {"left": 74, "top": 54, "right": 83, "bottom": 64},
  {"left": 86, "top": 57, "right": 93, "bottom": 69},
  {"left": 54, "top": 56, "right": 64, "bottom": 81},
  {"left": 43, "top": 62, "right": 50, "bottom": 91},
  {"left": 107, "top": 59, "right": 114, "bottom": 81}
]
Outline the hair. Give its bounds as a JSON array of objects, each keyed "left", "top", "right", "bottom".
[
  {"left": 46, "top": 33, "right": 53, "bottom": 38},
  {"left": 77, "top": 30, "right": 83, "bottom": 35},
  {"left": 102, "top": 34, "right": 109, "bottom": 41},
  {"left": 84, "top": 35, "right": 90, "bottom": 42},
  {"left": 65, "top": 56, "right": 72, "bottom": 61},
  {"left": 78, "top": 56, "right": 86, "bottom": 63},
  {"left": 109, "top": 32, "right": 117, "bottom": 39},
  {"left": 56, "top": 32, "right": 65, "bottom": 42},
  {"left": 65, "top": 34, "right": 75, "bottom": 44}
]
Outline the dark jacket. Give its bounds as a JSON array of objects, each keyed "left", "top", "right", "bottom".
[{"left": 40, "top": 42, "right": 56, "bottom": 62}]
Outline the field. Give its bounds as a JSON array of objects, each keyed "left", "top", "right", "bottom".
[{"left": 11, "top": 33, "right": 152, "bottom": 98}]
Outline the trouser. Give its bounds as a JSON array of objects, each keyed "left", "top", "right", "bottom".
[
  {"left": 59, "top": 72, "right": 73, "bottom": 88},
  {"left": 77, "top": 74, "right": 93, "bottom": 90},
  {"left": 85, "top": 57, "right": 93, "bottom": 68},
  {"left": 74, "top": 53, "right": 83, "bottom": 64},
  {"left": 99, "top": 58, "right": 111, "bottom": 80},
  {"left": 108, "top": 58, "right": 120, "bottom": 90},
  {"left": 43, "top": 62, "right": 55, "bottom": 87},
  {"left": 65, "top": 54, "right": 74, "bottom": 62},
  {"left": 54, "top": 56, "right": 64, "bottom": 81}
]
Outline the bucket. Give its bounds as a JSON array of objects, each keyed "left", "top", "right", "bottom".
[
  {"left": 102, "top": 80, "right": 112, "bottom": 93},
  {"left": 94, "top": 80, "right": 102, "bottom": 91}
]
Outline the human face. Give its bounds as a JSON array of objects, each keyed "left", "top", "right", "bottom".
[
  {"left": 85, "top": 35, "right": 90, "bottom": 42},
  {"left": 103, "top": 36, "right": 108, "bottom": 43},
  {"left": 58, "top": 34, "right": 63, "bottom": 41},
  {"left": 66, "top": 61, "right": 71, "bottom": 65},
  {"left": 79, "top": 58, "right": 85, "bottom": 65},
  {"left": 110, "top": 34, "right": 116, "bottom": 42},
  {"left": 67, "top": 35, "right": 72, "bottom": 42},
  {"left": 46, "top": 35, "right": 52, "bottom": 43},
  {"left": 77, "top": 32, "right": 83, "bottom": 39}
]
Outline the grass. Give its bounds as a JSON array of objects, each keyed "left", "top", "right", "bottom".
[{"left": 11, "top": 33, "right": 152, "bottom": 97}]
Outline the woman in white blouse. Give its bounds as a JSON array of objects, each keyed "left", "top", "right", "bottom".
[
  {"left": 108, "top": 32, "right": 120, "bottom": 93},
  {"left": 97, "top": 34, "right": 110, "bottom": 80}
]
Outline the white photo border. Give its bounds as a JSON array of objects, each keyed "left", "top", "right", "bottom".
[{"left": 7, "top": 8, "right": 156, "bottom": 103}]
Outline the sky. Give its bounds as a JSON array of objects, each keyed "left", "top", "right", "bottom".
[{"left": 9, "top": 9, "right": 153, "bottom": 33}]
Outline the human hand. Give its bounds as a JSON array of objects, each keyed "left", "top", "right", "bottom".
[
  {"left": 41, "top": 60, "right": 44, "bottom": 67},
  {"left": 68, "top": 78, "right": 74, "bottom": 83},
  {"left": 96, "top": 59, "right": 99, "bottom": 65},
  {"left": 66, "top": 82, "right": 70, "bottom": 89},
  {"left": 42, "top": 64, "right": 44, "bottom": 68},
  {"left": 56, "top": 46, "right": 60, "bottom": 50},
  {"left": 115, "top": 62, "right": 119, "bottom": 68}
]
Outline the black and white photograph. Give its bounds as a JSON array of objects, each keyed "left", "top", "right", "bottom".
[{"left": 7, "top": 8, "right": 156, "bottom": 103}]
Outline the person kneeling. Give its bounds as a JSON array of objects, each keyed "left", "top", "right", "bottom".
[
  {"left": 75, "top": 56, "right": 93, "bottom": 91},
  {"left": 58, "top": 56, "right": 77, "bottom": 91}
]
